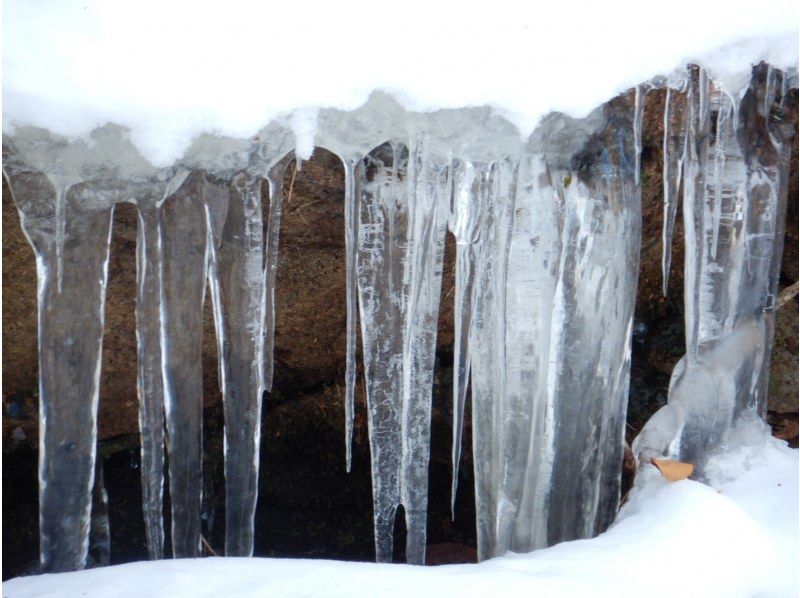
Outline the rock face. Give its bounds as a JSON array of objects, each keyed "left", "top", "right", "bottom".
[{"left": 1, "top": 90, "right": 797, "bottom": 576}]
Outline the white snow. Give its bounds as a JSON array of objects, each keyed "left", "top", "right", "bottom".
[
  {"left": 6, "top": 420, "right": 797, "bottom": 598},
  {"left": 3, "top": 0, "right": 798, "bottom": 166}
]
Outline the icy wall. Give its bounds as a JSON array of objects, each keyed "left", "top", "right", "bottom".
[{"left": 2, "top": 63, "right": 796, "bottom": 572}]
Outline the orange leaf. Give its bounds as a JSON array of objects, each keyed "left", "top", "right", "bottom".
[{"left": 650, "top": 458, "right": 693, "bottom": 481}]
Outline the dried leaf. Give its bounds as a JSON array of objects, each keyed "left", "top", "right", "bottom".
[{"left": 650, "top": 458, "right": 693, "bottom": 481}]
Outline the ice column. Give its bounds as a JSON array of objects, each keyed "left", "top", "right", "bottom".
[
  {"left": 633, "top": 65, "right": 796, "bottom": 467},
  {"left": 357, "top": 138, "right": 449, "bottom": 564}
]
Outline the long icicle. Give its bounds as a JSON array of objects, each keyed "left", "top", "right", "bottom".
[
  {"left": 661, "top": 80, "right": 689, "bottom": 296},
  {"left": 204, "top": 173, "right": 266, "bottom": 556},
  {"left": 449, "top": 160, "right": 479, "bottom": 518},
  {"left": 159, "top": 171, "right": 209, "bottom": 558},
  {"left": 135, "top": 201, "right": 167, "bottom": 560},
  {"left": 342, "top": 158, "right": 361, "bottom": 472},
  {"left": 263, "top": 160, "right": 289, "bottom": 392}
]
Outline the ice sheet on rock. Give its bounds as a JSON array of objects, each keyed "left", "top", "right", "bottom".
[
  {"left": 357, "top": 138, "right": 449, "bottom": 564},
  {"left": 633, "top": 65, "right": 796, "bottom": 469}
]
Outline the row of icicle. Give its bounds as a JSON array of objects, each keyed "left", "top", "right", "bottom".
[{"left": 2, "top": 62, "right": 795, "bottom": 572}]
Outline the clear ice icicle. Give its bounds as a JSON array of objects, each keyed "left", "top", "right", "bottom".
[
  {"left": 262, "top": 158, "right": 292, "bottom": 392},
  {"left": 469, "top": 96, "right": 641, "bottom": 559},
  {"left": 358, "top": 138, "right": 448, "bottom": 564},
  {"left": 448, "top": 160, "right": 481, "bottom": 517},
  {"left": 134, "top": 200, "right": 167, "bottom": 560},
  {"left": 662, "top": 82, "right": 689, "bottom": 296},
  {"left": 159, "top": 171, "right": 211, "bottom": 558},
  {"left": 634, "top": 85, "right": 646, "bottom": 186},
  {"left": 3, "top": 148, "right": 120, "bottom": 571},
  {"left": 342, "top": 158, "right": 361, "bottom": 472},
  {"left": 205, "top": 173, "right": 266, "bottom": 556}
]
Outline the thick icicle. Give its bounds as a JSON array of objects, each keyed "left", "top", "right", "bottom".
[
  {"left": 544, "top": 102, "right": 641, "bottom": 543},
  {"left": 204, "top": 173, "right": 266, "bottom": 556},
  {"left": 468, "top": 96, "right": 642, "bottom": 560},
  {"left": 633, "top": 65, "right": 796, "bottom": 468},
  {"left": 3, "top": 148, "right": 120, "bottom": 571},
  {"left": 159, "top": 171, "right": 210, "bottom": 558},
  {"left": 358, "top": 138, "right": 448, "bottom": 564},
  {"left": 662, "top": 81, "right": 689, "bottom": 296},
  {"left": 133, "top": 198, "right": 168, "bottom": 560}
]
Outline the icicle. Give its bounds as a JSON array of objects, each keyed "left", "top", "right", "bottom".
[
  {"left": 545, "top": 101, "right": 641, "bottom": 544},
  {"left": 682, "top": 66, "right": 712, "bottom": 362},
  {"left": 3, "top": 149, "right": 119, "bottom": 571},
  {"left": 358, "top": 137, "right": 448, "bottom": 564},
  {"left": 662, "top": 82, "right": 689, "bottom": 296},
  {"left": 505, "top": 156, "right": 561, "bottom": 554},
  {"left": 634, "top": 85, "right": 646, "bottom": 185},
  {"left": 763, "top": 64, "right": 777, "bottom": 117},
  {"left": 400, "top": 135, "right": 449, "bottom": 565},
  {"left": 134, "top": 200, "right": 167, "bottom": 560},
  {"left": 262, "top": 158, "right": 291, "bottom": 392},
  {"left": 468, "top": 160, "right": 515, "bottom": 560},
  {"left": 448, "top": 160, "right": 480, "bottom": 519},
  {"left": 342, "top": 157, "right": 361, "bottom": 472},
  {"left": 159, "top": 171, "right": 210, "bottom": 559},
  {"left": 204, "top": 172, "right": 266, "bottom": 557}
]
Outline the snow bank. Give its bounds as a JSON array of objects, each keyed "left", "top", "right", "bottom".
[
  {"left": 3, "top": 0, "right": 798, "bottom": 165},
  {"left": 6, "top": 420, "right": 796, "bottom": 598}
]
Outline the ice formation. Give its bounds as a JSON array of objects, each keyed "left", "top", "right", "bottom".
[
  {"left": 2, "top": 16, "right": 797, "bottom": 571},
  {"left": 633, "top": 64, "right": 797, "bottom": 469}
]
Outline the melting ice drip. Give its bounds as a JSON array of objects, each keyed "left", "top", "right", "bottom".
[{"left": 2, "top": 63, "right": 795, "bottom": 573}]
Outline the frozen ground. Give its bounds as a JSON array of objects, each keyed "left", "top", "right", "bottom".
[{"left": 5, "top": 418, "right": 797, "bottom": 598}]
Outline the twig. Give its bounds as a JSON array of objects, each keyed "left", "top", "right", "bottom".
[
  {"left": 776, "top": 281, "right": 799, "bottom": 309},
  {"left": 201, "top": 534, "right": 218, "bottom": 557},
  {"left": 293, "top": 199, "right": 324, "bottom": 214},
  {"left": 286, "top": 163, "right": 298, "bottom": 205}
]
